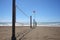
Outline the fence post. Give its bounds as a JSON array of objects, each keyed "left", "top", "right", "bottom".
[
  {"left": 11, "top": 0, "right": 16, "bottom": 40},
  {"left": 30, "top": 16, "right": 32, "bottom": 28}
]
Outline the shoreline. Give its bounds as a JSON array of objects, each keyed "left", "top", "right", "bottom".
[{"left": 0, "top": 25, "right": 60, "bottom": 27}]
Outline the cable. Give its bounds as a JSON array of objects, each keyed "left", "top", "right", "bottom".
[{"left": 16, "top": 5, "right": 29, "bottom": 17}]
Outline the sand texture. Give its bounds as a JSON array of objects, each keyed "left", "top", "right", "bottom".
[{"left": 0, "top": 26, "right": 60, "bottom": 40}]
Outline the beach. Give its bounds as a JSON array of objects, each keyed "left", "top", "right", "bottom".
[
  {"left": 0, "top": 26, "right": 60, "bottom": 40},
  {"left": 0, "top": 26, "right": 31, "bottom": 40}
]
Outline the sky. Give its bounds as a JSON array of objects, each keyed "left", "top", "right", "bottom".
[{"left": 0, "top": 0, "right": 60, "bottom": 23}]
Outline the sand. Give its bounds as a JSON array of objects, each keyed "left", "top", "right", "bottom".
[
  {"left": 0, "top": 26, "right": 31, "bottom": 40},
  {"left": 0, "top": 26, "right": 60, "bottom": 40}
]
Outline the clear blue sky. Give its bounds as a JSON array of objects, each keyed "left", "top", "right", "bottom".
[{"left": 0, "top": 0, "right": 60, "bottom": 23}]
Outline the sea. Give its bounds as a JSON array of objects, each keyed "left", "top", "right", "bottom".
[
  {"left": 0, "top": 22, "right": 60, "bottom": 27},
  {"left": 38, "top": 22, "right": 60, "bottom": 27}
]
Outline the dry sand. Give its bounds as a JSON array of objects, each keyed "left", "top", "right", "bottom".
[
  {"left": 0, "top": 26, "right": 60, "bottom": 40},
  {"left": 0, "top": 26, "right": 31, "bottom": 40}
]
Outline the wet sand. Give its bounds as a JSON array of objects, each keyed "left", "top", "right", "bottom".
[{"left": 0, "top": 26, "right": 60, "bottom": 40}]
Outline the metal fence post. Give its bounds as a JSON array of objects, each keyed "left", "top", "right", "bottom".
[
  {"left": 11, "top": 0, "right": 16, "bottom": 40},
  {"left": 30, "top": 16, "right": 32, "bottom": 28}
]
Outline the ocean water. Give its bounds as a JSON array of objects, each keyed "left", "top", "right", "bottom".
[
  {"left": 38, "top": 22, "right": 60, "bottom": 26},
  {"left": 0, "top": 22, "right": 60, "bottom": 26},
  {"left": 0, "top": 22, "right": 29, "bottom": 26}
]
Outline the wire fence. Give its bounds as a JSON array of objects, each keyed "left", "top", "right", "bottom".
[{"left": 0, "top": 0, "right": 37, "bottom": 40}]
